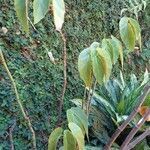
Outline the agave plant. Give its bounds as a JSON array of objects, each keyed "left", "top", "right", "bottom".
[{"left": 89, "top": 70, "right": 150, "bottom": 147}]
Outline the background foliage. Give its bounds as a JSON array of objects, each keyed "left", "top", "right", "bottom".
[{"left": 0, "top": 0, "right": 150, "bottom": 149}]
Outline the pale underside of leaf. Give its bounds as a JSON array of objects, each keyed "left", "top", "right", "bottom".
[
  {"left": 14, "top": 0, "right": 29, "bottom": 33},
  {"left": 33, "top": 0, "right": 51, "bottom": 24},
  {"left": 53, "top": 0, "right": 65, "bottom": 31}
]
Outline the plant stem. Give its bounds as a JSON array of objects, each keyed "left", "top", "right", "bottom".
[
  {"left": 0, "top": 50, "right": 37, "bottom": 150},
  {"left": 104, "top": 85, "right": 150, "bottom": 150},
  {"left": 120, "top": 109, "right": 150, "bottom": 150},
  {"left": 127, "top": 128, "right": 150, "bottom": 150},
  {"left": 87, "top": 80, "right": 97, "bottom": 116},
  {"left": 82, "top": 87, "right": 86, "bottom": 109},
  {"left": 57, "top": 30, "right": 67, "bottom": 124}
]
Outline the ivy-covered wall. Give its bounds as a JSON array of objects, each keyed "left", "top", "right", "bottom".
[{"left": 0, "top": 0, "right": 149, "bottom": 149}]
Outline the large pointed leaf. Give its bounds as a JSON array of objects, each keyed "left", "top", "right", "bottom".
[
  {"left": 129, "top": 18, "right": 141, "bottom": 49},
  {"left": 14, "top": 0, "right": 29, "bottom": 33},
  {"left": 63, "top": 130, "right": 76, "bottom": 150},
  {"left": 111, "top": 36, "right": 124, "bottom": 68},
  {"left": 78, "top": 48, "right": 93, "bottom": 87},
  {"left": 68, "top": 123, "right": 85, "bottom": 150},
  {"left": 71, "top": 107, "right": 88, "bottom": 139},
  {"left": 119, "top": 17, "right": 136, "bottom": 51},
  {"left": 53, "top": 0, "right": 65, "bottom": 31},
  {"left": 67, "top": 109, "right": 85, "bottom": 135},
  {"left": 67, "top": 107, "right": 88, "bottom": 139},
  {"left": 97, "top": 48, "right": 112, "bottom": 82},
  {"left": 90, "top": 48, "right": 104, "bottom": 84},
  {"left": 33, "top": 0, "right": 51, "bottom": 24},
  {"left": 102, "top": 39, "right": 114, "bottom": 63},
  {"left": 48, "top": 127, "right": 63, "bottom": 150}
]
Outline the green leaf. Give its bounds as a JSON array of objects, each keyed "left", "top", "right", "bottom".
[
  {"left": 141, "top": 69, "right": 149, "bottom": 86},
  {"left": 14, "top": 0, "right": 29, "bottom": 33},
  {"left": 102, "top": 39, "right": 114, "bottom": 63},
  {"left": 67, "top": 107, "right": 88, "bottom": 139},
  {"left": 71, "top": 107, "right": 88, "bottom": 139},
  {"left": 68, "top": 123, "right": 85, "bottom": 150},
  {"left": 63, "top": 130, "right": 76, "bottom": 150},
  {"left": 119, "top": 17, "right": 136, "bottom": 51},
  {"left": 90, "top": 47, "right": 104, "bottom": 84},
  {"left": 53, "top": 0, "right": 65, "bottom": 31},
  {"left": 129, "top": 18, "right": 141, "bottom": 49},
  {"left": 111, "top": 36, "right": 123, "bottom": 68},
  {"left": 48, "top": 127, "right": 63, "bottom": 150},
  {"left": 97, "top": 48, "right": 112, "bottom": 82},
  {"left": 33, "top": 0, "right": 51, "bottom": 24},
  {"left": 78, "top": 48, "right": 93, "bottom": 87}
]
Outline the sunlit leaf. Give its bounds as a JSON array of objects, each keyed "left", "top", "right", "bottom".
[
  {"left": 48, "top": 127, "right": 63, "bottom": 150},
  {"left": 33, "top": 0, "right": 51, "bottom": 24},
  {"left": 68, "top": 123, "right": 85, "bottom": 150},
  {"left": 63, "top": 130, "right": 76, "bottom": 150},
  {"left": 78, "top": 48, "right": 93, "bottom": 87},
  {"left": 53, "top": 0, "right": 65, "bottom": 31},
  {"left": 14, "top": 0, "right": 29, "bottom": 32}
]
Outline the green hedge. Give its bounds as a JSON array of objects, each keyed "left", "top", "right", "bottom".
[{"left": 0, "top": 0, "right": 149, "bottom": 149}]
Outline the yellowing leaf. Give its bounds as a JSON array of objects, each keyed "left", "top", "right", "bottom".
[
  {"left": 33, "top": 0, "right": 51, "bottom": 24},
  {"left": 53, "top": 0, "right": 65, "bottom": 31},
  {"left": 63, "top": 130, "right": 76, "bottom": 150},
  {"left": 97, "top": 48, "right": 112, "bottom": 82},
  {"left": 138, "top": 106, "right": 150, "bottom": 122},
  {"left": 129, "top": 18, "right": 141, "bottom": 49},
  {"left": 119, "top": 17, "right": 136, "bottom": 51},
  {"left": 68, "top": 123, "right": 85, "bottom": 150},
  {"left": 78, "top": 48, "right": 93, "bottom": 87},
  {"left": 48, "top": 127, "right": 63, "bottom": 150},
  {"left": 14, "top": 0, "right": 29, "bottom": 33}
]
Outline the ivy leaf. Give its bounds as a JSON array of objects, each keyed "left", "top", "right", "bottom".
[
  {"left": 48, "top": 127, "right": 63, "bottom": 150},
  {"left": 78, "top": 48, "right": 93, "bottom": 87},
  {"left": 119, "top": 17, "right": 136, "bottom": 51},
  {"left": 14, "top": 0, "right": 29, "bottom": 33},
  {"left": 68, "top": 123, "right": 85, "bottom": 150},
  {"left": 63, "top": 130, "right": 77, "bottom": 150},
  {"left": 111, "top": 36, "right": 124, "bottom": 68},
  {"left": 97, "top": 48, "right": 112, "bottom": 82},
  {"left": 33, "top": 0, "right": 51, "bottom": 24},
  {"left": 53, "top": 0, "right": 65, "bottom": 31}
]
